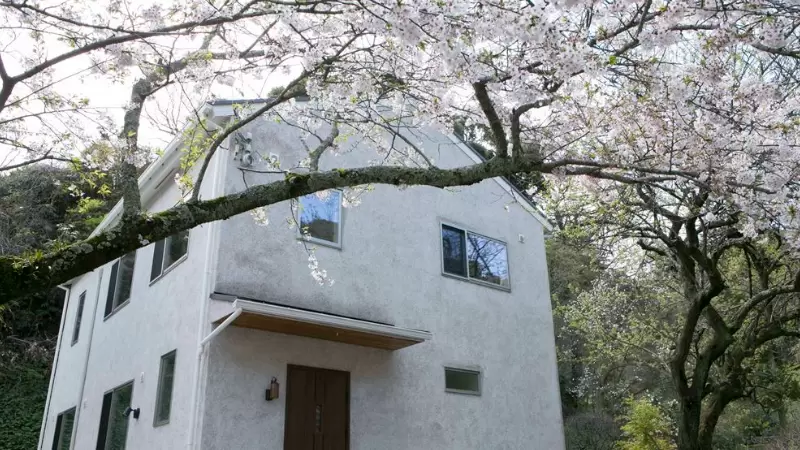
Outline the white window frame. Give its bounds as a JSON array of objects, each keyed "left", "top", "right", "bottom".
[
  {"left": 71, "top": 291, "right": 86, "bottom": 346},
  {"left": 104, "top": 252, "right": 136, "bottom": 319},
  {"left": 439, "top": 221, "right": 511, "bottom": 291},
  {"left": 296, "top": 190, "right": 344, "bottom": 249},
  {"left": 153, "top": 349, "right": 177, "bottom": 427},
  {"left": 53, "top": 406, "right": 76, "bottom": 450},
  {"left": 97, "top": 380, "right": 134, "bottom": 450},
  {"left": 444, "top": 366, "right": 482, "bottom": 396},
  {"left": 150, "top": 231, "right": 190, "bottom": 285}
]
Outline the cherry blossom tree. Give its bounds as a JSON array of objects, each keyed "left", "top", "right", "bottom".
[{"left": 0, "top": 2, "right": 799, "bottom": 446}]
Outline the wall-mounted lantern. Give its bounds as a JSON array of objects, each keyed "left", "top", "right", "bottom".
[
  {"left": 123, "top": 407, "right": 140, "bottom": 420},
  {"left": 233, "top": 132, "right": 254, "bottom": 167},
  {"left": 266, "top": 377, "right": 280, "bottom": 401}
]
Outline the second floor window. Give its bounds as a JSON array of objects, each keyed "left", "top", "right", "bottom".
[
  {"left": 71, "top": 291, "right": 86, "bottom": 345},
  {"left": 441, "top": 224, "right": 510, "bottom": 289},
  {"left": 298, "top": 190, "right": 342, "bottom": 247},
  {"left": 150, "top": 231, "right": 190, "bottom": 282},
  {"left": 105, "top": 252, "right": 136, "bottom": 317}
]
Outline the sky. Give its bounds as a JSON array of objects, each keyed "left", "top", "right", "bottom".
[{"left": 0, "top": 3, "right": 297, "bottom": 168}]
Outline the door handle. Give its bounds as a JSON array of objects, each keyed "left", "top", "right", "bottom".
[{"left": 315, "top": 404, "right": 323, "bottom": 433}]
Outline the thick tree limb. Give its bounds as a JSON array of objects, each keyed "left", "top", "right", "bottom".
[
  {"left": 732, "top": 285, "right": 797, "bottom": 331},
  {"left": 0, "top": 154, "right": 561, "bottom": 301},
  {"left": 472, "top": 81, "right": 509, "bottom": 156},
  {"left": 510, "top": 100, "right": 550, "bottom": 160}
]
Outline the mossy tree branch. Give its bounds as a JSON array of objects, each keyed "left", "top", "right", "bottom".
[{"left": 1, "top": 154, "right": 677, "bottom": 301}]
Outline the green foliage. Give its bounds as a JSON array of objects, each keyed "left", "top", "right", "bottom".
[
  {"left": 564, "top": 412, "right": 620, "bottom": 450},
  {"left": 712, "top": 401, "right": 776, "bottom": 449},
  {"left": 0, "top": 164, "right": 117, "bottom": 255},
  {"left": 267, "top": 81, "right": 309, "bottom": 98},
  {"left": 0, "top": 163, "right": 116, "bottom": 449},
  {"left": 618, "top": 398, "right": 675, "bottom": 450},
  {"left": 0, "top": 338, "right": 52, "bottom": 450},
  {"left": 547, "top": 236, "right": 603, "bottom": 414},
  {"left": 174, "top": 119, "right": 219, "bottom": 195}
]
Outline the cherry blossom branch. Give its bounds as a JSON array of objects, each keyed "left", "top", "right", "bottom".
[
  {"left": 510, "top": 99, "right": 552, "bottom": 160},
  {"left": 0, "top": 153, "right": 75, "bottom": 172},
  {"left": 308, "top": 122, "right": 339, "bottom": 171},
  {"left": 191, "top": 31, "right": 364, "bottom": 201},
  {"left": 472, "top": 81, "right": 508, "bottom": 156},
  {"left": 0, "top": 10, "right": 274, "bottom": 113}
]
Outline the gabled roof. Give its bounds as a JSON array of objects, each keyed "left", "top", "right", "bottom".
[{"left": 90, "top": 99, "right": 552, "bottom": 237}]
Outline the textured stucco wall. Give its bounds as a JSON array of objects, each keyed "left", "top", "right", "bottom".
[
  {"left": 202, "top": 117, "right": 565, "bottom": 449},
  {"left": 41, "top": 150, "right": 225, "bottom": 450}
]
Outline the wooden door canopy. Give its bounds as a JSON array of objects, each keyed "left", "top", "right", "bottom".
[{"left": 213, "top": 299, "right": 432, "bottom": 351}]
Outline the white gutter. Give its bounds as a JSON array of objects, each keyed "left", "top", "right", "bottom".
[
  {"left": 69, "top": 269, "right": 104, "bottom": 449},
  {"left": 37, "top": 284, "right": 71, "bottom": 450},
  {"left": 232, "top": 299, "right": 433, "bottom": 343}
]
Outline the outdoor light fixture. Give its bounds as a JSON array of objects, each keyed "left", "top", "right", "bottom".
[
  {"left": 265, "top": 377, "right": 280, "bottom": 401},
  {"left": 123, "top": 407, "right": 140, "bottom": 419}
]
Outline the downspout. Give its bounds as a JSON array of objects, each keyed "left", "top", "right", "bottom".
[
  {"left": 186, "top": 307, "right": 242, "bottom": 449},
  {"left": 37, "top": 284, "right": 71, "bottom": 450},
  {"left": 200, "top": 308, "right": 243, "bottom": 347},
  {"left": 69, "top": 269, "right": 104, "bottom": 449},
  {"left": 186, "top": 128, "right": 230, "bottom": 450}
]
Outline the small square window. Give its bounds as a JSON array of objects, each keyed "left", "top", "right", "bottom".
[
  {"left": 71, "top": 291, "right": 86, "bottom": 345},
  {"left": 298, "top": 190, "right": 342, "bottom": 246},
  {"left": 105, "top": 252, "right": 136, "bottom": 317},
  {"left": 150, "top": 231, "right": 189, "bottom": 282},
  {"left": 154, "top": 350, "right": 177, "bottom": 426},
  {"left": 52, "top": 407, "right": 75, "bottom": 450},
  {"left": 445, "top": 367, "right": 481, "bottom": 395},
  {"left": 441, "top": 224, "right": 509, "bottom": 288}
]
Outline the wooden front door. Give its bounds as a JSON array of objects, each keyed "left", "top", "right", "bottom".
[{"left": 284, "top": 365, "right": 350, "bottom": 450}]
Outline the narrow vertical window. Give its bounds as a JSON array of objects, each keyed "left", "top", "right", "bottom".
[
  {"left": 154, "top": 350, "right": 176, "bottom": 426},
  {"left": 441, "top": 225, "right": 467, "bottom": 277},
  {"left": 52, "top": 407, "right": 75, "bottom": 450},
  {"left": 71, "top": 291, "right": 86, "bottom": 345},
  {"left": 96, "top": 381, "right": 133, "bottom": 450},
  {"left": 105, "top": 252, "right": 136, "bottom": 317}
]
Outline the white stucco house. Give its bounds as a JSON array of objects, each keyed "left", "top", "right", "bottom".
[{"left": 38, "top": 98, "right": 565, "bottom": 450}]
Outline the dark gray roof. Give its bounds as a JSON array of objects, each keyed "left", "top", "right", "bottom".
[{"left": 207, "top": 98, "right": 270, "bottom": 106}]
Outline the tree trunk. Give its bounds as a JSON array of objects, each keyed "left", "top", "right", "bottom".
[{"left": 676, "top": 397, "right": 703, "bottom": 450}]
